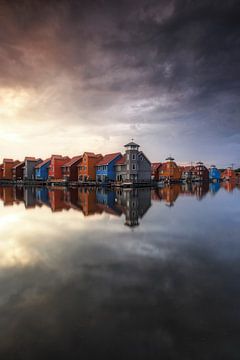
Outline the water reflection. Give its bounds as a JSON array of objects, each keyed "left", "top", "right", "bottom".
[
  {"left": 0, "top": 183, "right": 239, "bottom": 226},
  {"left": 0, "top": 183, "right": 240, "bottom": 359}
]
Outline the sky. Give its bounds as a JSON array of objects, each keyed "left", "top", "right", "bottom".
[{"left": 0, "top": 0, "right": 239, "bottom": 167}]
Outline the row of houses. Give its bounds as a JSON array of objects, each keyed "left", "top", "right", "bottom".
[
  {"left": 0, "top": 141, "right": 238, "bottom": 184},
  {"left": 0, "top": 142, "right": 152, "bottom": 184},
  {"left": 152, "top": 157, "right": 239, "bottom": 182}
]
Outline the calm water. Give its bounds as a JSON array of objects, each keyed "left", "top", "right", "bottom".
[{"left": 0, "top": 183, "right": 240, "bottom": 359}]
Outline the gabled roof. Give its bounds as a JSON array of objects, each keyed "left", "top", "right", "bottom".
[
  {"left": 35, "top": 158, "right": 51, "bottom": 169},
  {"left": 24, "top": 157, "right": 36, "bottom": 161},
  {"left": 96, "top": 153, "right": 121, "bottom": 166},
  {"left": 3, "top": 158, "right": 14, "bottom": 162},
  {"left": 63, "top": 156, "right": 83, "bottom": 167},
  {"left": 12, "top": 161, "right": 24, "bottom": 169},
  {"left": 151, "top": 162, "right": 162, "bottom": 171},
  {"left": 115, "top": 154, "right": 126, "bottom": 165},
  {"left": 138, "top": 151, "right": 151, "bottom": 165}
]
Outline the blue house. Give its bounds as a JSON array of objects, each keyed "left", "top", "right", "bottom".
[
  {"left": 96, "top": 152, "right": 122, "bottom": 182},
  {"left": 35, "top": 158, "right": 51, "bottom": 181},
  {"left": 209, "top": 165, "right": 221, "bottom": 181}
]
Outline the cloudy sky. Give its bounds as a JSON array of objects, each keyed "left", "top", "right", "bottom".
[{"left": 0, "top": 0, "right": 239, "bottom": 166}]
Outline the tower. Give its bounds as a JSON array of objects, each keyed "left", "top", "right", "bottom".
[{"left": 124, "top": 140, "right": 140, "bottom": 181}]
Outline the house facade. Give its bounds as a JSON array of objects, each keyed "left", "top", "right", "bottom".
[
  {"left": 78, "top": 152, "right": 103, "bottom": 181},
  {"left": 151, "top": 162, "right": 162, "bottom": 181},
  {"left": 192, "top": 162, "right": 209, "bottom": 181},
  {"left": 35, "top": 158, "right": 51, "bottom": 181},
  {"left": 158, "top": 157, "right": 182, "bottom": 182},
  {"left": 23, "top": 157, "right": 42, "bottom": 180},
  {"left": 221, "top": 167, "right": 236, "bottom": 181},
  {"left": 96, "top": 153, "right": 122, "bottom": 182},
  {"left": 115, "top": 142, "right": 151, "bottom": 183},
  {"left": 62, "top": 156, "right": 82, "bottom": 182},
  {"left": 2, "top": 159, "right": 20, "bottom": 180},
  {"left": 12, "top": 161, "right": 25, "bottom": 181},
  {"left": 209, "top": 165, "right": 221, "bottom": 181},
  {"left": 48, "top": 155, "right": 70, "bottom": 180},
  {"left": 181, "top": 165, "right": 194, "bottom": 182}
]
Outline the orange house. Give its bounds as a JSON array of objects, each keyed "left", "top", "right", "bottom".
[
  {"left": 78, "top": 152, "right": 103, "bottom": 181},
  {"left": 2, "top": 159, "right": 20, "bottom": 180},
  {"left": 77, "top": 188, "right": 102, "bottom": 216},
  {"left": 48, "top": 155, "right": 70, "bottom": 180},
  {"left": 158, "top": 157, "right": 182, "bottom": 182},
  {"left": 221, "top": 167, "right": 236, "bottom": 182}
]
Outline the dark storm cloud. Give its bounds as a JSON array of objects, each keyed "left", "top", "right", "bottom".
[{"left": 0, "top": 0, "right": 240, "bottom": 160}]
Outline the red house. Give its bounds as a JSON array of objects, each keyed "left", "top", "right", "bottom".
[
  {"left": 0, "top": 163, "right": 3, "bottom": 179},
  {"left": 12, "top": 161, "right": 25, "bottom": 181},
  {"left": 151, "top": 162, "right": 162, "bottom": 180},
  {"left": 2, "top": 159, "right": 20, "bottom": 180},
  {"left": 192, "top": 162, "right": 209, "bottom": 181},
  {"left": 62, "top": 155, "right": 82, "bottom": 181},
  {"left": 48, "top": 155, "right": 70, "bottom": 181}
]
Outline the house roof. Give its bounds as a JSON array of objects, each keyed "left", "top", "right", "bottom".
[
  {"left": 124, "top": 141, "right": 140, "bottom": 147},
  {"left": 12, "top": 161, "right": 24, "bottom": 169},
  {"left": 63, "top": 156, "right": 82, "bottom": 167},
  {"left": 151, "top": 162, "right": 162, "bottom": 171},
  {"left": 96, "top": 153, "right": 121, "bottom": 166},
  {"left": 138, "top": 151, "right": 151, "bottom": 165},
  {"left": 24, "top": 157, "right": 36, "bottom": 161},
  {"left": 3, "top": 158, "right": 14, "bottom": 162},
  {"left": 35, "top": 158, "right": 51, "bottom": 169},
  {"left": 115, "top": 154, "right": 126, "bottom": 165}
]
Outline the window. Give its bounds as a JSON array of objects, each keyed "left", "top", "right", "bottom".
[
  {"left": 132, "top": 164, "right": 136, "bottom": 170},
  {"left": 132, "top": 154, "right": 136, "bottom": 160}
]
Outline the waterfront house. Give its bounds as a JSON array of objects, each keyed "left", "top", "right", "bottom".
[
  {"left": 221, "top": 167, "right": 236, "bottom": 182},
  {"left": 23, "top": 157, "right": 42, "bottom": 181},
  {"left": 78, "top": 152, "right": 103, "bottom": 182},
  {"left": 192, "top": 162, "right": 209, "bottom": 181},
  {"left": 157, "top": 157, "right": 182, "bottom": 182},
  {"left": 62, "top": 156, "right": 82, "bottom": 182},
  {"left": 96, "top": 152, "right": 122, "bottom": 182},
  {"left": 209, "top": 165, "right": 221, "bottom": 182},
  {"left": 12, "top": 161, "right": 25, "bottom": 181},
  {"left": 115, "top": 141, "right": 151, "bottom": 183},
  {"left": 180, "top": 165, "right": 195, "bottom": 182},
  {"left": 48, "top": 188, "right": 70, "bottom": 212},
  {"left": 35, "top": 158, "right": 51, "bottom": 181},
  {"left": 151, "top": 163, "right": 162, "bottom": 181},
  {"left": 48, "top": 155, "right": 70, "bottom": 181},
  {"left": 2, "top": 159, "right": 20, "bottom": 180},
  {"left": 0, "top": 163, "right": 3, "bottom": 179}
]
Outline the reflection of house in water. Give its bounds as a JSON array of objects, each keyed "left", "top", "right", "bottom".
[
  {"left": 36, "top": 187, "right": 50, "bottom": 207},
  {"left": 48, "top": 188, "right": 70, "bottom": 212},
  {"left": 24, "top": 187, "right": 37, "bottom": 208},
  {"left": 2, "top": 187, "right": 14, "bottom": 206},
  {"left": 64, "top": 188, "right": 81, "bottom": 211},
  {"left": 77, "top": 188, "right": 102, "bottom": 216},
  {"left": 152, "top": 185, "right": 181, "bottom": 206},
  {"left": 116, "top": 188, "right": 151, "bottom": 227},
  {"left": 221, "top": 181, "right": 236, "bottom": 193},
  {"left": 13, "top": 187, "right": 24, "bottom": 204},
  {"left": 209, "top": 182, "right": 220, "bottom": 194},
  {"left": 96, "top": 189, "right": 122, "bottom": 216},
  {"left": 192, "top": 182, "right": 209, "bottom": 200}
]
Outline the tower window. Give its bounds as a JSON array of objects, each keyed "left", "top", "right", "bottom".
[{"left": 132, "top": 154, "right": 136, "bottom": 160}]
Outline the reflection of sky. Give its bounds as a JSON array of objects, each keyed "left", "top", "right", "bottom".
[{"left": 0, "top": 187, "right": 239, "bottom": 358}]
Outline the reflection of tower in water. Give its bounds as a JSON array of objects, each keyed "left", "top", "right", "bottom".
[{"left": 116, "top": 188, "right": 151, "bottom": 227}]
